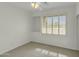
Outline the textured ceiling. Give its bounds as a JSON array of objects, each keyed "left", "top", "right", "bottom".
[{"left": 0, "top": 2, "right": 76, "bottom": 12}]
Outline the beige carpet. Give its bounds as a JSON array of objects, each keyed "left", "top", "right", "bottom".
[{"left": 0, "top": 42, "right": 79, "bottom": 57}]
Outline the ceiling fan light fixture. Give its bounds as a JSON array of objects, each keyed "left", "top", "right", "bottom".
[{"left": 31, "top": 2, "right": 40, "bottom": 9}]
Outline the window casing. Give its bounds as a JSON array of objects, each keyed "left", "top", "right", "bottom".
[{"left": 42, "top": 16, "right": 66, "bottom": 35}]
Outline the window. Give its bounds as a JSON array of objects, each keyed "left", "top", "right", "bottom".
[{"left": 42, "top": 16, "right": 66, "bottom": 35}]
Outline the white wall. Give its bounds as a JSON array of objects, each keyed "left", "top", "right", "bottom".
[
  {"left": 77, "top": 16, "right": 79, "bottom": 50},
  {"left": 31, "top": 6, "right": 78, "bottom": 50},
  {"left": 76, "top": 3, "right": 79, "bottom": 15},
  {"left": 76, "top": 3, "right": 79, "bottom": 50},
  {"left": 0, "top": 3, "right": 32, "bottom": 54}
]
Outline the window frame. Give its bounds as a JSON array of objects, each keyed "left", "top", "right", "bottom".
[{"left": 41, "top": 15, "right": 67, "bottom": 35}]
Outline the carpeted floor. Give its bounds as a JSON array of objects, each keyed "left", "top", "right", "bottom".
[{"left": 0, "top": 42, "right": 79, "bottom": 57}]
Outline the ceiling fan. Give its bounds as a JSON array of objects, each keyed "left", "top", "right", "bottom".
[{"left": 31, "top": 2, "right": 48, "bottom": 10}]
